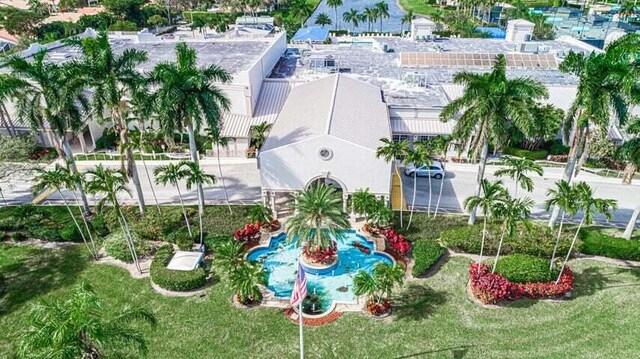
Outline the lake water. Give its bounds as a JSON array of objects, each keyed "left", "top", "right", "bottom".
[{"left": 306, "top": 0, "right": 408, "bottom": 33}]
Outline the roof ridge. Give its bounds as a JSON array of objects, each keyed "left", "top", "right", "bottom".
[{"left": 324, "top": 74, "right": 340, "bottom": 135}]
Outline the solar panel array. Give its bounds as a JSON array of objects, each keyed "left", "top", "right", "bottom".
[{"left": 399, "top": 52, "right": 558, "bottom": 69}]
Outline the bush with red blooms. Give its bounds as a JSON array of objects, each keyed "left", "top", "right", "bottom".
[
  {"left": 302, "top": 243, "right": 337, "bottom": 264},
  {"left": 233, "top": 223, "right": 261, "bottom": 243},
  {"left": 30, "top": 148, "right": 57, "bottom": 161},
  {"left": 469, "top": 263, "right": 573, "bottom": 304},
  {"left": 366, "top": 300, "right": 391, "bottom": 316},
  {"left": 548, "top": 154, "right": 569, "bottom": 163},
  {"left": 381, "top": 228, "right": 411, "bottom": 257}
]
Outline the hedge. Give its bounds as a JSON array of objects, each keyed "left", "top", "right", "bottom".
[
  {"left": 503, "top": 147, "right": 548, "bottom": 161},
  {"left": 150, "top": 244, "right": 207, "bottom": 292},
  {"left": 440, "top": 223, "right": 576, "bottom": 258},
  {"left": 493, "top": 254, "right": 559, "bottom": 283},
  {"left": 411, "top": 240, "right": 446, "bottom": 277},
  {"left": 580, "top": 229, "right": 640, "bottom": 261}
]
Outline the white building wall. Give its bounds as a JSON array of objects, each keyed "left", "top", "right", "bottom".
[{"left": 259, "top": 135, "right": 391, "bottom": 196}]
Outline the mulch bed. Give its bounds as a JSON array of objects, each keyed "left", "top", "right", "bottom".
[{"left": 283, "top": 308, "right": 342, "bottom": 327}]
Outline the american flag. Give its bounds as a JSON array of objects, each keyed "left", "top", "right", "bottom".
[{"left": 290, "top": 263, "right": 308, "bottom": 307}]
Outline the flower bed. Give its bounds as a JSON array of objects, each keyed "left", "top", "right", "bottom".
[
  {"left": 234, "top": 223, "right": 261, "bottom": 243},
  {"left": 381, "top": 228, "right": 411, "bottom": 257},
  {"left": 302, "top": 243, "right": 337, "bottom": 265},
  {"left": 469, "top": 263, "right": 573, "bottom": 305},
  {"left": 366, "top": 300, "right": 391, "bottom": 316}
]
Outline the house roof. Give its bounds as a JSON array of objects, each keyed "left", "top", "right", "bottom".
[{"left": 261, "top": 74, "right": 390, "bottom": 152}]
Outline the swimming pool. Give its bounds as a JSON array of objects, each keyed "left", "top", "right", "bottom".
[{"left": 247, "top": 230, "right": 393, "bottom": 306}]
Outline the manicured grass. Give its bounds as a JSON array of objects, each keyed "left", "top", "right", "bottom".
[
  {"left": 2, "top": 244, "right": 640, "bottom": 358},
  {"left": 397, "top": 0, "right": 449, "bottom": 16}
]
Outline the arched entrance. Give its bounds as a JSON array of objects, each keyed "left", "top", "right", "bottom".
[{"left": 304, "top": 174, "right": 349, "bottom": 212}]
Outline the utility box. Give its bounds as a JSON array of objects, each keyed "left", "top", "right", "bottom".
[
  {"left": 411, "top": 18, "right": 436, "bottom": 41},
  {"left": 505, "top": 19, "right": 535, "bottom": 42}
]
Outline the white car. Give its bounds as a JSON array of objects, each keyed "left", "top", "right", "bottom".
[{"left": 404, "top": 162, "right": 445, "bottom": 179}]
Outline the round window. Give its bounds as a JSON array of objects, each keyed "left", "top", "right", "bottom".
[{"left": 318, "top": 147, "right": 333, "bottom": 161}]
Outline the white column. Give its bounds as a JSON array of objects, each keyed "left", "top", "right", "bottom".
[
  {"left": 262, "top": 190, "right": 268, "bottom": 206},
  {"left": 342, "top": 193, "right": 348, "bottom": 213},
  {"left": 270, "top": 191, "right": 277, "bottom": 219}
]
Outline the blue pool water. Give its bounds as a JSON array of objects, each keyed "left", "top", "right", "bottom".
[{"left": 247, "top": 230, "right": 393, "bottom": 305}]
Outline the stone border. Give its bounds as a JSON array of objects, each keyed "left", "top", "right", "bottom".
[{"left": 283, "top": 306, "right": 343, "bottom": 327}]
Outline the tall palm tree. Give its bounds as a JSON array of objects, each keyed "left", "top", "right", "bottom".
[
  {"left": 376, "top": 138, "right": 409, "bottom": 227},
  {"left": 315, "top": 12, "right": 332, "bottom": 28},
  {"left": 0, "top": 74, "right": 25, "bottom": 136},
  {"left": 556, "top": 182, "right": 617, "bottom": 283},
  {"left": 250, "top": 121, "right": 272, "bottom": 151},
  {"left": 17, "top": 282, "right": 156, "bottom": 359},
  {"left": 544, "top": 180, "right": 578, "bottom": 269},
  {"left": 3, "top": 50, "right": 92, "bottom": 214},
  {"left": 32, "top": 165, "right": 97, "bottom": 259},
  {"left": 63, "top": 169, "right": 99, "bottom": 257},
  {"left": 623, "top": 205, "right": 640, "bottom": 240},
  {"left": 430, "top": 135, "right": 451, "bottom": 218},
  {"left": 492, "top": 196, "right": 534, "bottom": 273},
  {"left": 182, "top": 161, "right": 216, "bottom": 245},
  {"left": 463, "top": 179, "right": 508, "bottom": 273},
  {"left": 374, "top": 1, "right": 389, "bottom": 32},
  {"left": 400, "top": 10, "right": 414, "bottom": 35},
  {"left": 494, "top": 156, "right": 544, "bottom": 198},
  {"left": 343, "top": 8, "right": 359, "bottom": 33},
  {"left": 549, "top": 34, "right": 640, "bottom": 225},
  {"left": 327, "top": 0, "right": 343, "bottom": 30},
  {"left": 405, "top": 143, "right": 430, "bottom": 230},
  {"left": 84, "top": 165, "right": 140, "bottom": 272},
  {"left": 618, "top": 117, "right": 640, "bottom": 185},
  {"left": 67, "top": 32, "right": 149, "bottom": 214},
  {"left": 150, "top": 42, "right": 231, "bottom": 217},
  {"left": 206, "top": 127, "right": 234, "bottom": 214},
  {"left": 441, "top": 54, "right": 547, "bottom": 225},
  {"left": 287, "top": 183, "right": 350, "bottom": 250},
  {"left": 363, "top": 7, "right": 375, "bottom": 32},
  {"left": 154, "top": 162, "right": 192, "bottom": 237}
]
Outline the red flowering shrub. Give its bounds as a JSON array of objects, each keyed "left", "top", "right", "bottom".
[
  {"left": 548, "top": 154, "right": 569, "bottom": 163},
  {"left": 366, "top": 300, "right": 391, "bottom": 316},
  {"left": 30, "top": 148, "right": 57, "bottom": 161},
  {"left": 469, "top": 263, "right": 573, "bottom": 304},
  {"left": 234, "top": 223, "right": 261, "bottom": 243},
  {"left": 302, "top": 243, "right": 337, "bottom": 264},
  {"left": 381, "top": 228, "right": 411, "bottom": 257}
]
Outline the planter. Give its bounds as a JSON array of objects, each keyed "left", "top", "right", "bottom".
[
  {"left": 365, "top": 300, "right": 392, "bottom": 318},
  {"left": 299, "top": 254, "right": 339, "bottom": 275}
]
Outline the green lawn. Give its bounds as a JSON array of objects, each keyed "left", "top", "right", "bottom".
[
  {"left": 2, "top": 243, "right": 639, "bottom": 358},
  {"left": 397, "top": 0, "right": 447, "bottom": 16}
]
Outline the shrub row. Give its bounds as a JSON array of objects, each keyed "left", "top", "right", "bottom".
[
  {"left": 150, "top": 244, "right": 207, "bottom": 292},
  {"left": 469, "top": 263, "right": 573, "bottom": 304},
  {"left": 411, "top": 240, "right": 446, "bottom": 277},
  {"left": 440, "top": 223, "right": 575, "bottom": 258},
  {"left": 103, "top": 231, "right": 153, "bottom": 263},
  {"left": 580, "top": 229, "right": 640, "bottom": 261},
  {"left": 503, "top": 147, "right": 548, "bottom": 161},
  {"left": 493, "top": 254, "right": 559, "bottom": 283}
]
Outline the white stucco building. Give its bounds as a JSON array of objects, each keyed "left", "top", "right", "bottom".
[{"left": 258, "top": 74, "right": 392, "bottom": 214}]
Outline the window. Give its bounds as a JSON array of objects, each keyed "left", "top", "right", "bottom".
[
  {"left": 318, "top": 147, "right": 333, "bottom": 161},
  {"left": 393, "top": 134, "right": 409, "bottom": 143},
  {"left": 414, "top": 135, "right": 433, "bottom": 143}
]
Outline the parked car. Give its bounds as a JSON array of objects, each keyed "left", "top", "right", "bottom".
[{"left": 404, "top": 162, "right": 445, "bottom": 179}]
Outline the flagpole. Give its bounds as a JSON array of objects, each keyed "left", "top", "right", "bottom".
[{"left": 299, "top": 301, "right": 304, "bottom": 359}]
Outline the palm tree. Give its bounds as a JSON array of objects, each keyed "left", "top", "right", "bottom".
[
  {"left": 544, "top": 180, "right": 578, "bottom": 269},
  {"left": 205, "top": 127, "right": 234, "bottom": 214},
  {"left": 327, "top": 0, "right": 343, "bottom": 30},
  {"left": 405, "top": 143, "right": 430, "bottom": 230},
  {"left": 376, "top": 138, "right": 409, "bottom": 227},
  {"left": 343, "top": 8, "right": 359, "bottom": 33},
  {"left": 463, "top": 179, "right": 508, "bottom": 273},
  {"left": 17, "top": 282, "right": 156, "bottom": 359},
  {"left": 353, "top": 262, "right": 404, "bottom": 306},
  {"left": 315, "top": 12, "right": 332, "bottom": 28},
  {"left": 618, "top": 117, "right": 640, "bottom": 185},
  {"left": 67, "top": 32, "right": 149, "bottom": 214},
  {"left": 230, "top": 261, "right": 266, "bottom": 304},
  {"left": 400, "top": 10, "right": 414, "bottom": 35},
  {"left": 374, "top": 1, "right": 389, "bottom": 32},
  {"left": 430, "top": 135, "right": 451, "bottom": 218},
  {"left": 249, "top": 121, "right": 272, "bottom": 152},
  {"left": 3, "top": 50, "right": 92, "bottom": 214},
  {"left": 351, "top": 188, "right": 377, "bottom": 221},
  {"left": 623, "top": 205, "right": 639, "bottom": 240},
  {"left": 363, "top": 7, "right": 375, "bottom": 32},
  {"left": 150, "top": 42, "right": 231, "bottom": 217},
  {"left": 290, "top": 0, "right": 315, "bottom": 27},
  {"left": 494, "top": 156, "right": 544, "bottom": 198},
  {"left": 84, "top": 165, "right": 140, "bottom": 272},
  {"left": 556, "top": 182, "right": 617, "bottom": 283},
  {"left": 287, "top": 183, "right": 350, "bottom": 251},
  {"left": 368, "top": 203, "right": 393, "bottom": 228},
  {"left": 154, "top": 162, "right": 192, "bottom": 237},
  {"left": 213, "top": 239, "right": 244, "bottom": 279},
  {"left": 619, "top": 1, "right": 636, "bottom": 22},
  {"left": 441, "top": 54, "right": 547, "bottom": 225},
  {"left": 491, "top": 196, "right": 534, "bottom": 273},
  {"left": 248, "top": 203, "right": 274, "bottom": 225},
  {"left": 182, "top": 161, "right": 216, "bottom": 245},
  {"left": 32, "top": 165, "right": 98, "bottom": 259},
  {"left": 549, "top": 35, "right": 640, "bottom": 225}
]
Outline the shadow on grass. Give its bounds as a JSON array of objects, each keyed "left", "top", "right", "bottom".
[
  {"left": 394, "top": 345, "right": 470, "bottom": 359},
  {"left": 573, "top": 266, "right": 610, "bottom": 298},
  {"left": 392, "top": 283, "right": 448, "bottom": 321},
  {"left": 0, "top": 245, "right": 88, "bottom": 316}
]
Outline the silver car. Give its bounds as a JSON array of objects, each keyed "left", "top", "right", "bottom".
[{"left": 404, "top": 162, "right": 445, "bottom": 179}]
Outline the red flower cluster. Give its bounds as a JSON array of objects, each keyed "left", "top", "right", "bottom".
[
  {"left": 234, "top": 223, "right": 261, "bottom": 243},
  {"left": 548, "top": 154, "right": 569, "bottom": 163},
  {"left": 31, "top": 148, "right": 55, "bottom": 161},
  {"left": 469, "top": 263, "right": 574, "bottom": 304},
  {"left": 367, "top": 300, "right": 391, "bottom": 316},
  {"left": 261, "top": 219, "right": 281, "bottom": 232},
  {"left": 381, "top": 228, "right": 411, "bottom": 257},
  {"left": 302, "top": 243, "right": 337, "bottom": 264}
]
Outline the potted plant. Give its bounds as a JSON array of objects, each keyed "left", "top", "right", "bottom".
[
  {"left": 229, "top": 261, "right": 266, "bottom": 306},
  {"left": 233, "top": 223, "right": 261, "bottom": 244},
  {"left": 353, "top": 262, "right": 404, "bottom": 317}
]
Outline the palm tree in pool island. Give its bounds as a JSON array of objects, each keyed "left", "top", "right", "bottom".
[
  {"left": 287, "top": 184, "right": 350, "bottom": 266},
  {"left": 327, "top": 0, "right": 343, "bottom": 30},
  {"left": 376, "top": 138, "right": 409, "bottom": 227},
  {"left": 440, "top": 54, "right": 547, "bottom": 225},
  {"left": 150, "top": 42, "right": 231, "bottom": 217}
]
